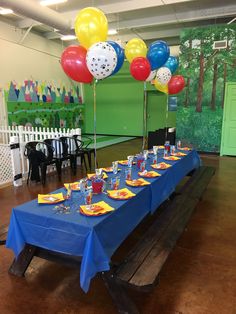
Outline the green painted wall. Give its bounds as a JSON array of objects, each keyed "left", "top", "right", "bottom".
[{"left": 84, "top": 61, "right": 176, "bottom": 136}]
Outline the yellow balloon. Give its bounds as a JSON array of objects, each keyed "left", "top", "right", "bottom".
[
  {"left": 75, "top": 7, "right": 108, "bottom": 49},
  {"left": 125, "top": 38, "right": 147, "bottom": 63},
  {"left": 154, "top": 79, "right": 168, "bottom": 94}
]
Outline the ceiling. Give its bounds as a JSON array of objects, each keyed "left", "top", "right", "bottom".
[{"left": 1, "top": 0, "right": 236, "bottom": 47}]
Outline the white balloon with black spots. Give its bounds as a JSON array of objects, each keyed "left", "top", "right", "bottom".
[
  {"left": 86, "top": 42, "right": 118, "bottom": 80},
  {"left": 146, "top": 70, "right": 157, "bottom": 82},
  {"left": 156, "top": 67, "right": 172, "bottom": 85}
]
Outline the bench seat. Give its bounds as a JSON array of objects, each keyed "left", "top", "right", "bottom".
[{"left": 103, "top": 166, "right": 215, "bottom": 313}]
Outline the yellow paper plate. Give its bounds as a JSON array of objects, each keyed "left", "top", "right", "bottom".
[
  {"left": 172, "top": 152, "right": 187, "bottom": 157},
  {"left": 80, "top": 201, "right": 114, "bottom": 216},
  {"left": 102, "top": 167, "right": 121, "bottom": 173},
  {"left": 163, "top": 156, "right": 180, "bottom": 161},
  {"left": 138, "top": 171, "right": 161, "bottom": 178},
  {"left": 87, "top": 172, "right": 108, "bottom": 180},
  {"left": 118, "top": 160, "right": 136, "bottom": 166},
  {"left": 126, "top": 178, "right": 150, "bottom": 187},
  {"left": 64, "top": 182, "right": 80, "bottom": 191},
  {"left": 152, "top": 162, "right": 172, "bottom": 170},
  {"left": 180, "top": 147, "right": 192, "bottom": 151},
  {"left": 38, "top": 193, "right": 64, "bottom": 204},
  {"left": 107, "top": 188, "right": 136, "bottom": 200}
]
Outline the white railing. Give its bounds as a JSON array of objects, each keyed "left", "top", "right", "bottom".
[{"left": 0, "top": 125, "right": 81, "bottom": 187}]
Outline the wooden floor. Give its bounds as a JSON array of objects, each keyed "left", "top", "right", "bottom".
[{"left": 0, "top": 138, "right": 236, "bottom": 314}]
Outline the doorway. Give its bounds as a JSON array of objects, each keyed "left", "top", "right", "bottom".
[
  {"left": 220, "top": 82, "right": 236, "bottom": 156},
  {"left": 146, "top": 91, "right": 176, "bottom": 132}
]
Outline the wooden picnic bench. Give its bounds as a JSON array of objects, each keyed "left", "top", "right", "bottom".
[
  {"left": 0, "top": 224, "right": 8, "bottom": 245},
  {"left": 102, "top": 165, "right": 215, "bottom": 314}
]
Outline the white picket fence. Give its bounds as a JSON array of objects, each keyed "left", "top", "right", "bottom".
[{"left": 0, "top": 125, "right": 81, "bottom": 186}]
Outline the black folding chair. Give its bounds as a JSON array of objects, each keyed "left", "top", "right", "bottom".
[
  {"left": 60, "top": 136, "right": 88, "bottom": 174},
  {"left": 44, "top": 138, "right": 74, "bottom": 178},
  {"left": 24, "top": 141, "right": 55, "bottom": 185},
  {"left": 73, "top": 135, "right": 97, "bottom": 170}
]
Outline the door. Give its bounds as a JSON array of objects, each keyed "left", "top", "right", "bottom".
[
  {"left": 221, "top": 82, "right": 236, "bottom": 156},
  {"left": 146, "top": 92, "right": 167, "bottom": 132}
]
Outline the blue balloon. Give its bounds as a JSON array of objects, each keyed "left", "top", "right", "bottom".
[
  {"left": 147, "top": 40, "right": 170, "bottom": 70},
  {"left": 107, "top": 41, "right": 124, "bottom": 75},
  {"left": 164, "top": 56, "right": 179, "bottom": 74}
]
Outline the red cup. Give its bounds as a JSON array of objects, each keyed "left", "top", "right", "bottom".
[{"left": 92, "top": 180, "right": 103, "bottom": 194}]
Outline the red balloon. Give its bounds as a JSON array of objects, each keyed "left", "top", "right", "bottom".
[
  {"left": 168, "top": 75, "right": 185, "bottom": 95},
  {"left": 130, "top": 57, "right": 151, "bottom": 81},
  {"left": 61, "top": 45, "right": 93, "bottom": 83}
]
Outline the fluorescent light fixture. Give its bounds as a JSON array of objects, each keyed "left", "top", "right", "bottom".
[
  {"left": 0, "top": 8, "right": 13, "bottom": 15},
  {"left": 61, "top": 35, "right": 76, "bottom": 41},
  {"left": 108, "top": 29, "right": 118, "bottom": 35},
  {"left": 40, "top": 0, "right": 67, "bottom": 6}
]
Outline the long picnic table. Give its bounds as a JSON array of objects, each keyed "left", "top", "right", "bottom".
[{"left": 6, "top": 148, "right": 200, "bottom": 292}]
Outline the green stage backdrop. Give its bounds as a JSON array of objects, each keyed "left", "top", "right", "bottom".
[
  {"left": 84, "top": 61, "right": 176, "bottom": 136},
  {"left": 177, "top": 24, "right": 236, "bottom": 152}
]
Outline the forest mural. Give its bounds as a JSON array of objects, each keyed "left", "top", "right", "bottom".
[{"left": 177, "top": 24, "right": 236, "bottom": 152}]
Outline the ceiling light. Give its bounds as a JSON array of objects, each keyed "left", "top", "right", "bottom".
[
  {"left": 40, "top": 0, "right": 67, "bottom": 6},
  {"left": 61, "top": 35, "right": 76, "bottom": 41},
  {"left": 108, "top": 29, "right": 118, "bottom": 35},
  {"left": 0, "top": 8, "right": 13, "bottom": 15}
]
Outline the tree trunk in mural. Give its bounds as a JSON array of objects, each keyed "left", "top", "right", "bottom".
[
  {"left": 221, "top": 63, "right": 227, "bottom": 108},
  {"left": 196, "top": 42, "right": 204, "bottom": 113},
  {"left": 210, "top": 62, "right": 218, "bottom": 111},
  {"left": 184, "top": 39, "right": 192, "bottom": 107}
]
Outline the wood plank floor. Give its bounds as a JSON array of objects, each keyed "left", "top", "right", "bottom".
[{"left": 0, "top": 138, "right": 236, "bottom": 314}]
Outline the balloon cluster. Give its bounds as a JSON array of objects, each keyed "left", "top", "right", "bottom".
[
  {"left": 61, "top": 7, "right": 185, "bottom": 95},
  {"left": 125, "top": 38, "right": 185, "bottom": 94}
]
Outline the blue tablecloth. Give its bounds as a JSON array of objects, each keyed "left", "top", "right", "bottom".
[{"left": 6, "top": 149, "right": 200, "bottom": 292}]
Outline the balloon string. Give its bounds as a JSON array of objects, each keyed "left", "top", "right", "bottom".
[
  {"left": 142, "top": 82, "right": 147, "bottom": 151},
  {"left": 165, "top": 95, "right": 169, "bottom": 141},
  {"left": 93, "top": 80, "right": 97, "bottom": 170}
]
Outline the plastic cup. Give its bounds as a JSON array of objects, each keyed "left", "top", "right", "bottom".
[
  {"left": 125, "top": 168, "right": 132, "bottom": 180},
  {"left": 143, "top": 150, "right": 149, "bottom": 160},
  {"left": 111, "top": 176, "right": 120, "bottom": 190},
  {"left": 153, "top": 146, "right": 158, "bottom": 155},
  {"left": 83, "top": 188, "right": 93, "bottom": 210},
  {"left": 112, "top": 161, "right": 118, "bottom": 174},
  {"left": 137, "top": 155, "right": 144, "bottom": 169}
]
